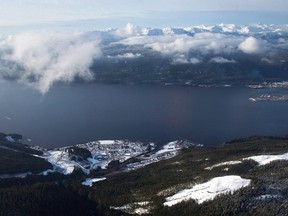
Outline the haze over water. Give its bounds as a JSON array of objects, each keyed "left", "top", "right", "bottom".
[{"left": 1, "top": 81, "right": 288, "bottom": 148}]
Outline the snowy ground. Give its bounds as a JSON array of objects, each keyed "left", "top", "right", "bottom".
[
  {"left": 126, "top": 140, "right": 201, "bottom": 171},
  {"left": 156, "top": 141, "right": 181, "bottom": 155},
  {"left": 111, "top": 201, "right": 151, "bottom": 215},
  {"left": 76, "top": 140, "right": 148, "bottom": 169},
  {"left": 97, "top": 140, "right": 115, "bottom": 145},
  {"left": 82, "top": 177, "right": 106, "bottom": 187},
  {"left": 44, "top": 150, "right": 79, "bottom": 174},
  {"left": 0, "top": 172, "right": 32, "bottom": 179},
  {"left": 255, "top": 194, "right": 281, "bottom": 200},
  {"left": 41, "top": 140, "right": 149, "bottom": 175},
  {"left": 0, "top": 139, "right": 199, "bottom": 176},
  {"left": 164, "top": 175, "right": 251, "bottom": 206},
  {"left": 205, "top": 152, "right": 288, "bottom": 171},
  {"left": 205, "top": 160, "right": 242, "bottom": 170},
  {"left": 244, "top": 152, "right": 288, "bottom": 165}
]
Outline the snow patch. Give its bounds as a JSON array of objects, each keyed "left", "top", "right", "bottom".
[
  {"left": 156, "top": 141, "right": 180, "bottom": 155},
  {"left": 111, "top": 201, "right": 151, "bottom": 215},
  {"left": 126, "top": 140, "right": 202, "bottom": 171},
  {"left": 205, "top": 151, "right": 288, "bottom": 171},
  {"left": 244, "top": 152, "right": 288, "bottom": 165},
  {"left": 98, "top": 140, "right": 115, "bottom": 145},
  {"left": 44, "top": 150, "right": 76, "bottom": 175},
  {"left": 5, "top": 136, "right": 15, "bottom": 142},
  {"left": 164, "top": 175, "right": 251, "bottom": 206},
  {"left": 255, "top": 194, "right": 281, "bottom": 200},
  {"left": 205, "top": 160, "right": 242, "bottom": 170},
  {"left": 82, "top": 177, "right": 106, "bottom": 187},
  {"left": 134, "top": 208, "right": 150, "bottom": 215},
  {"left": 0, "top": 172, "right": 31, "bottom": 179}
]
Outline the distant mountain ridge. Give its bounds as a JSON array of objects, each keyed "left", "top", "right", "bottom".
[{"left": 95, "top": 23, "right": 288, "bottom": 37}]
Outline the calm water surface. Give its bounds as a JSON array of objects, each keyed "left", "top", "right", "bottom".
[{"left": 1, "top": 81, "right": 288, "bottom": 148}]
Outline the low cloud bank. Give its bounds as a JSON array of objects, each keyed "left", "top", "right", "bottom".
[
  {"left": 117, "top": 32, "right": 270, "bottom": 57},
  {"left": 172, "top": 54, "right": 202, "bottom": 64},
  {"left": 108, "top": 53, "right": 142, "bottom": 59},
  {"left": 209, "top": 57, "right": 237, "bottom": 64},
  {"left": 0, "top": 31, "right": 101, "bottom": 94},
  {"left": 238, "top": 37, "right": 266, "bottom": 54}
]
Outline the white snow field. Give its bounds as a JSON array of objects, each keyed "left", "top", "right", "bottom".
[
  {"left": 164, "top": 175, "right": 251, "bottom": 206},
  {"left": 244, "top": 152, "right": 288, "bottom": 165},
  {"left": 82, "top": 177, "right": 106, "bottom": 187}
]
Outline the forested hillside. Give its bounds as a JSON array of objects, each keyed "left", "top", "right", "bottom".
[{"left": 1, "top": 135, "right": 288, "bottom": 215}]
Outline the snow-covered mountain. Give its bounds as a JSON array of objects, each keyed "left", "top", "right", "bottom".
[{"left": 98, "top": 23, "right": 288, "bottom": 37}]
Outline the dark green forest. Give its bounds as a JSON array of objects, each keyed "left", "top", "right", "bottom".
[{"left": 90, "top": 52, "right": 288, "bottom": 86}]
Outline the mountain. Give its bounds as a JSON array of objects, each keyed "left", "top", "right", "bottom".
[
  {"left": 97, "top": 23, "right": 288, "bottom": 37},
  {"left": 1, "top": 132, "right": 288, "bottom": 215}
]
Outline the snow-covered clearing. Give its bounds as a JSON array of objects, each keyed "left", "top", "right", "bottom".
[
  {"left": 44, "top": 150, "right": 78, "bottom": 175},
  {"left": 164, "top": 175, "right": 251, "bottom": 206},
  {"left": 82, "top": 177, "right": 106, "bottom": 187},
  {"left": 126, "top": 140, "right": 201, "bottom": 171},
  {"left": 244, "top": 152, "right": 288, "bottom": 165},
  {"left": 134, "top": 208, "right": 150, "bottom": 215},
  {"left": 98, "top": 140, "right": 115, "bottom": 145},
  {"left": 156, "top": 141, "right": 180, "bottom": 155},
  {"left": 205, "top": 152, "right": 288, "bottom": 171},
  {"left": 0, "top": 172, "right": 31, "bottom": 179}
]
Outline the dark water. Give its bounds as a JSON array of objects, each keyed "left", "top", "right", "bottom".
[{"left": 1, "top": 81, "right": 288, "bottom": 148}]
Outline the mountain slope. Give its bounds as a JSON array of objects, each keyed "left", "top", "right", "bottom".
[
  {"left": 0, "top": 133, "right": 52, "bottom": 175},
  {"left": 1, "top": 134, "right": 288, "bottom": 215},
  {"left": 87, "top": 136, "right": 288, "bottom": 215}
]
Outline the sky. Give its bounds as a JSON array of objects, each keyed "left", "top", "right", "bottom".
[{"left": 0, "top": 0, "right": 287, "bottom": 32}]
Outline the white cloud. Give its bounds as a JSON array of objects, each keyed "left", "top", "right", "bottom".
[
  {"left": 209, "top": 57, "right": 237, "bottom": 63},
  {"left": 0, "top": 31, "right": 102, "bottom": 94},
  {"left": 115, "top": 23, "right": 143, "bottom": 38},
  {"left": 172, "top": 54, "right": 189, "bottom": 64},
  {"left": 261, "top": 57, "right": 273, "bottom": 64},
  {"left": 118, "top": 32, "right": 242, "bottom": 55},
  {"left": 190, "top": 58, "right": 202, "bottom": 64},
  {"left": 172, "top": 54, "right": 202, "bottom": 64},
  {"left": 238, "top": 37, "right": 266, "bottom": 54},
  {"left": 108, "top": 53, "right": 142, "bottom": 58}
]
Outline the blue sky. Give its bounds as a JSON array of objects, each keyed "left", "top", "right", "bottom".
[{"left": 0, "top": 0, "right": 287, "bottom": 32}]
